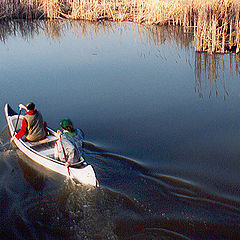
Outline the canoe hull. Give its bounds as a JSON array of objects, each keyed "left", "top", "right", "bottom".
[{"left": 4, "top": 104, "right": 97, "bottom": 187}]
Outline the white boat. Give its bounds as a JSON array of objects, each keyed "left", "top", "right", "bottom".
[{"left": 4, "top": 104, "right": 98, "bottom": 187}]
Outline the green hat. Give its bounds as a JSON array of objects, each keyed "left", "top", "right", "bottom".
[{"left": 60, "top": 118, "right": 73, "bottom": 128}]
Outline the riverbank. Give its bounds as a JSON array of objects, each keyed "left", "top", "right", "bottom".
[{"left": 0, "top": 0, "right": 239, "bottom": 53}]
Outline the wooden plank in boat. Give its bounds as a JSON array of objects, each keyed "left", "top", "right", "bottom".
[
  {"left": 39, "top": 148, "right": 54, "bottom": 157},
  {"left": 25, "top": 135, "right": 58, "bottom": 147}
]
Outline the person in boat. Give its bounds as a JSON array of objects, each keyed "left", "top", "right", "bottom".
[
  {"left": 54, "top": 118, "right": 84, "bottom": 167},
  {"left": 11, "top": 102, "right": 47, "bottom": 142}
]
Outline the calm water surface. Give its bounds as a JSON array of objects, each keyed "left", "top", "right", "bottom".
[{"left": 0, "top": 20, "right": 240, "bottom": 239}]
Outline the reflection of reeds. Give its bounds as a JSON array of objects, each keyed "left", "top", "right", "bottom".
[
  {"left": 194, "top": 52, "right": 240, "bottom": 99},
  {"left": 0, "top": 0, "right": 240, "bottom": 53},
  {"left": 0, "top": 20, "right": 239, "bottom": 98},
  {"left": 139, "top": 24, "right": 194, "bottom": 51}
]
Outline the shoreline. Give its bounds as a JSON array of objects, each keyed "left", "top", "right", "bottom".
[{"left": 0, "top": 0, "right": 239, "bottom": 54}]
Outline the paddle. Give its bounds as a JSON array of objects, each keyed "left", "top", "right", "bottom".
[
  {"left": 10, "top": 104, "right": 27, "bottom": 143},
  {"left": 58, "top": 131, "right": 71, "bottom": 178},
  {"left": 13, "top": 109, "right": 21, "bottom": 137},
  {"left": 10, "top": 108, "right": 22, "bottom": 144}
]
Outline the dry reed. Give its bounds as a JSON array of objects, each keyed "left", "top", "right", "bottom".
[{"left": 0, "top": 0, "right": 240, "bottom": 53}]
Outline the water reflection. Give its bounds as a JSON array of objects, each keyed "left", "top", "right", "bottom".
[
  {"left": 0, "top": 20, "right": 239, "bottom": 99},
  {"left": 195, "top": 52, "right": 240, "bottom": 99},
  {"left": 140, "top": 24, "right": 194, "bottom": 50},
  {"left": 17, "top": 157, "right": 45, "bottom": 191}
]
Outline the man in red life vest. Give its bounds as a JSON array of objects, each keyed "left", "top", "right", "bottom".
[{"left": 11, "top": 102, "right": 47, "bottom": 142}]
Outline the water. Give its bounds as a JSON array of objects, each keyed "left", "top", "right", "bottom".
[{"left": 0, "top": 20, "right": 240, "bottom": 239}]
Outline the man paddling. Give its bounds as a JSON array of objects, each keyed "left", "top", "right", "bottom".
[
  {"left": 11, "top": 102, "right": 47, "bottom": 142},
  {"left": 54, "top": 118, "right": 84, "bottom": 167}
]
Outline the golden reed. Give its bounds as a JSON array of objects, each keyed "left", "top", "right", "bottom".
[{"left": 0, "top": 0, "right": 239, "bottom": 53}]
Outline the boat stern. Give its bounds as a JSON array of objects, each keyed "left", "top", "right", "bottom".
[{"left": 71, "top": 165, "right": 98, "bottom": 187}]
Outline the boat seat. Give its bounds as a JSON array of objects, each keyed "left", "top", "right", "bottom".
[
  {"left": 24, "top": 135, "right": 58, "bottom": 147},
  {"left": 39, "top": 148, "right": 55, "bottom": 157}
]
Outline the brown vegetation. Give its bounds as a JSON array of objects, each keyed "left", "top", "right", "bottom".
[{"left": 0, "top": 0, "right": 239, "bottom": 53}]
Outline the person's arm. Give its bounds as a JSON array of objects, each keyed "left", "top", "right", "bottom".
[
  {"left": 77, "top": 128, "right": 84, "bottom": 139},
  {"left": 15, "top": 118, "right": 28, "bottom": 139},
  {"left": 19, "top": 104, "right": 27, "bottom": 111}
]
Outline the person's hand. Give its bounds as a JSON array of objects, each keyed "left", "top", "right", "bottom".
[
  {"left": 65, "top": 162, "right": 70, "bottom": 167},
  {"left": 10, "top": 135, "right": 15, "bottom": 143},
  {"left": 57, "top": 130, "right": 62, "bottom": 136},
  {"left": 19, "top": 104, "right": 26, "bottom": 110}
]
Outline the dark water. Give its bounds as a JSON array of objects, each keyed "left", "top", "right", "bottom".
[{"left": 0, "top": 20, "right": 240, "bottom": 239}]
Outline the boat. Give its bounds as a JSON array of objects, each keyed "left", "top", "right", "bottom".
[{"left": 4, "top": 104, "right": 98, "bottom": 187}]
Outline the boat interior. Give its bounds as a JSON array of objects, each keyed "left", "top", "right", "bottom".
[
  {"left": 11, "top": 116, "right": 58, "bottom": 158},
  {"left": 10, "top": 114, "right": 87, "bottom": 168}
]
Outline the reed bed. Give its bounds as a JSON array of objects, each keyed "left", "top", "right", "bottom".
[{"left": 0, "top": 0, "right": 240, "bottom": 53}]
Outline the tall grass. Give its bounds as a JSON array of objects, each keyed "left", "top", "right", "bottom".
[{"left": 0, "top": 0, "right": 240, "bottom": 53}]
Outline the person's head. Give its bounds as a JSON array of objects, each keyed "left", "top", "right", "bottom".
[
  {"left": 60, "top": 118, "right": 75, "bottom": 132},
  {"left": 26, "top": 102, "right": 35, "bottom": 111}
]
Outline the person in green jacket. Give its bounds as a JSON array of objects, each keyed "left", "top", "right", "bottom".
[{"left": 54, "top": 118, "right": 84, "bottom": 167}]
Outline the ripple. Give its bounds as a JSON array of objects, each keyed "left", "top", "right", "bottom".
[{"left": 145, "top": 173, "right": 240, "bottom": 215}]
